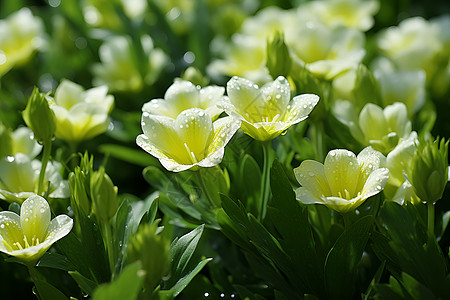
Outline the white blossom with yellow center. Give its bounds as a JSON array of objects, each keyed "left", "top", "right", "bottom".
[
  {"left": 294, "top": 147, "right": 389, "bottom": 213},
  {"left": 50, "top": 79, "right": 114, "bottom": 142},
  {"left": 220, "top": 76, "right": 319, "bottom": 142},
  {"left": 142, "top": 79, "right": 225, "bottom": 120},
  {"left": 137, "top": 108, "right": 240, "bottom": 172},
  {"left": 0, "top": 195, "right": 73, "bottom": 265}
]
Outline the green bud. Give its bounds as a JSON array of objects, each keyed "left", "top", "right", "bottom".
[
  {"left": 22, "top": 87, "right": 56, "bottom": 144},
  {"left": 181, "top": 66, "right": 210, "bottom": 87},
  {"left": 0, "top": 122, "right": 13, "bottom": 158},
  {"left": 409, "top": 137, "right": 449, "bottom": 203},
  {"left": 68, "top": 153, "right": 96, "bottom": 218},
  {"left": 90, "top": 167, "right": 118, "bottom": 223},
  {"left": 266, "top": 31, "right": 292, "bottom": 79},
  {"left": 352, "top": 64, "right": 382, "bottom": 110},
  {"left": 127, "top": 221, "right": 169, "bottom": 291}
]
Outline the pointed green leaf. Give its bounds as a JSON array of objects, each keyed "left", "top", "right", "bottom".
[{"left": 324, "top": 215, "right": 374, "bottom": 300}]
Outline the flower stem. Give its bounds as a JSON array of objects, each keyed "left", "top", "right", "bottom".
[
  {"left": 196, "top": 170, "right": 216, "bottom": 209},
  {"left": 427, "top": 201, "right": 435, "bottom": 239},
  {"left": 37, "top": 140, "right": 52, "bottom": 196},
  {"left": 258, "top": 141, "right": 272, "bottom": 221}
]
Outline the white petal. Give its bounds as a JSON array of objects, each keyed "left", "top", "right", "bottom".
[
  {"left": 0, "top": 211, "right": 23, "bottom": 253},
  {"left": 20, "top": 195, "right": 50, "bottom": 243},
  {"left": 361, "top": 168, "right": 389, "bottom": 200},
  {"left": 164, "top": 80, "right": 201, "bottom": 116},
  {"left": 226, "top": 76, "right": 264, "bottom": 123},
  {"left": 285, "top": 94, "right": 319, "bottom": 124},
  {"left": 359, "top": 103, "right": 387, "bottom": 141},
  {"left": 324, "top": 149, "right": 359, "bottom": 197},
  {"left": 45, "top": 215, "right": 73, "bottom": 244},
  {"left": 207, "top": 116, "right": 241, "bottom": 155},
  {"left": 294, "top": 160, "right": 331, "bottom": 197},
  {"left": 295, "top": 187, "right": 323, "bottom": 205},
  {"left": 54, "top": 80, "right": 84, "bottom": 109},
  {"left": 174, "top": 108, "right": 214, "bottom": 163}
]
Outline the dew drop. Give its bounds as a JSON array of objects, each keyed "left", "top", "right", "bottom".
[{"left": 0, "top": 224, "right": 4, "bottom": 229}]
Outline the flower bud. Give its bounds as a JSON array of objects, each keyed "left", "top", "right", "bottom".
[
  {"left": 409, "top": 137, "right": 449, "bottom": 203},
  {"left": 22, "top": 87, "right": 56, "bottom": 144},
  {"left": 90, "top": 167, "right": 118, "bottom": 223},
  {"left": 266, "top": 31, "right": 292, "bottom": 79},
  {"left": 127, "top": 222, "right": 169, "bottom": 291}
]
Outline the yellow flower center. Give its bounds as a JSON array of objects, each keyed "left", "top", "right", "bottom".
[{"left": 2, "top": 234, "right": 43, "bottom": 251}]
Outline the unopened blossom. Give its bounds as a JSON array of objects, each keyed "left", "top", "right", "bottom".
[
  {"left": 137, "top": 108, "right": 240, "bottom": 172},
  {"left": 220, "top": 76, "right": 319, "bottom": 142},
  {"left": 142, "top": 79, "right": 225, "bottom": 120},
  {"left": 294, "top": 147, "right": 389, "bottom": 213},
  {"left": 0, "top": 195, "right": 73, "bottom": 265},
  {"left": 50, "top": 79, "right": 114, "bottom": 142}
]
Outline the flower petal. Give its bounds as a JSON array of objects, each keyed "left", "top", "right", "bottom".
[
  {"left": 164, "top": 80, "right": 201, "bottom": 117},
  {"left": 54, "top": 80, "right": 84, "bottom": 109},
  {"left": 361, "top": 167, "right": 389, "bottom": 200},
  {"left": 359, "top": 103, "right": 387, "bottom": 141},
  {"left": 45, "top": 214, "right": 73, "bottom": 244},
  {"left": 0, "top": 153, "right": 36, "bottom": 194},
  {"left": 0, "top": 211, "right": 23, "bottom": 253},
  {"left": 207, "top": 116, "right": 241, "bottom": 155},
  {"left": 357, "top": 146, "right": 386, "bottom": 186},
  {"left": 226, "top": 76, "right": 264, "bottom": 123},
  {"left": 295, "top": 187, "right": 323, "bottom": 205},
  {"left": 284, "top": 94, "right": 319, "bottom": 124},
  {"left": 174, "top": 108, "right": 214, "bottom": 164},
  {"left": 260, "top": 76, "right": 291, "bottom": 119},
  {"left": 324, "top": 149, "right": 359, "bottom": 198},
  {"left": 294, "top": 160, "right": 331, "bottom": 197},
  {"left": 322, "top": 195, "right": 365, "bottom": 213},
  {"left": 20, "top": 195, "right": 50, "bottom": 244}
]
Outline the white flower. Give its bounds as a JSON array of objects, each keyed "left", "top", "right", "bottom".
[
  {"left": 299, "top": 0, "right": 379, "bottom": 31},
  {"left": 92, "top": 35, "right": 168, "bottom": 92},
  {"left": 142, "top": 79, "right": 225, "bottom": 120},
  {"left": 11, "top": 127, "right": 42, "bottom": 159},
  {"left": 220, "top": 76, "right": 319, "bottom": 141},
  {"left": 0, "top": 153, "right": 69, "bottom": 203},
  {"left": 0, "top": 8, "right": 44, "bottom": 77},
  {"left": 50, "top": 79, "right": 114, "bottom": 142},
  {"left": 294, "top": 147, "right": 389, "bottom": 213},
  {"left": 0, "top": 195, "right": 73, "bottom": 265},
  {"left": 136, "top": 108, "right": 240, "bottom": 172}
]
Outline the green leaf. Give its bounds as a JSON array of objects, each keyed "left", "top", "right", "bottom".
[
  {"left": 239, "top": 154, "right": 262, "bottom": 215},
  {"left": 377, "top": 202, "right": 450, "bottom": 297},
  {"left": 34, "top": 279, "right": 69, "bottom": 300},
  {"left": 400, "top": 272, "right": 437, "bottom": 300},
  {"left": 267, "top": 160, "right": 324, "bottom": 297},
  {"left": 99, "top": 144, "right": 159, "bottom": 167},
  {"left": 37, "top": 252, "right": 75, "bottom": 272},
  {"left": 166, "top": 225, "right": 205, "bottom": 287},
  {"left": 352, "top": 64, "right": 382, "bottom": 109},
  {"left": 324, "top": 215, "right": 374, "bottom": 300},
  {"left": 92, "top": 262, "right": 144, "bottom": 300},
  {"left": 169, "top": 258, "right": 212, "bottom": 297},
  {"left": 69, "top": 271, "right": 98, "bottom": 295}
]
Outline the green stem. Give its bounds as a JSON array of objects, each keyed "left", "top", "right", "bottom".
[
  {"left": 196, "top": 170, "right": 216, "bottom": 209},
  {"left": 37, "top": 140, "right": 52, "bottom": 196},
  {"left": 258, "top": 141, "right": 272, "bottom": 221},
  {"left": 103, "top": 222, "right": 116, "bottom": 279},
  {"left": 427, "top": 201, "right": 435, "bottom": 239}
]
